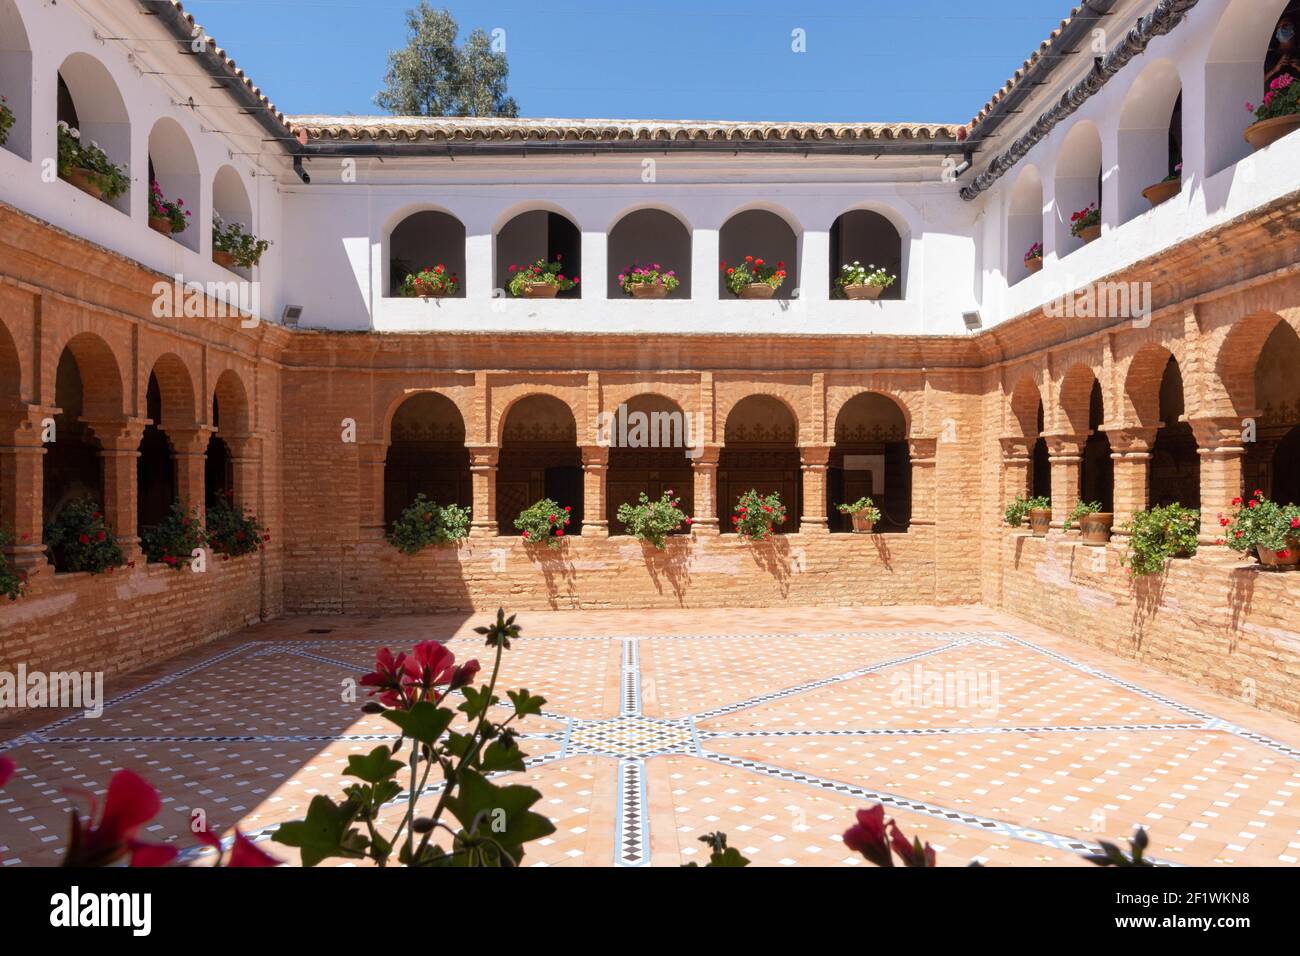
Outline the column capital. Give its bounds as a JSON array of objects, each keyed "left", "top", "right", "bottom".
[
  {"left": 1187, "top": 416, "right": 1248, "bottom": 456},
  {"left": 165, "top": 425, "right": 216, "bottom": 456},
  {"left": 83, "top": 417, "right": 149, "bottom": 450},
  {"left": 0, "top": 400, "right": 57, "bottom": 443},
  {"left": 690, "top": 444, "right": 722, "bottom": 466},
  {"left": 798, "top": 444, "right": 831, "bottom": 467},
  {"left": 1102, "top": 423, "right": 1159, "bottom": 456},
  {"left": 466, "top": 444, "right": 500, "bottom": 468},
  {"left": 999, "top": 434, "right": 1033, "bottom": 461},
  {"left": 1042, "top": 432, "right": 1087, "bottom": 459},
  {"left": 580, "top": 444, "right": 610, "bottom": 467}
]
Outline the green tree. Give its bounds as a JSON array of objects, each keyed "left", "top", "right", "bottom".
[{"left": 375, "top": 3, "right": 519, "bottom": 117}]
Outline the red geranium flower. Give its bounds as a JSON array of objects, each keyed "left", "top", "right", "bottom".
[
  {"left": 64, "top": 769, "right": 177, "bottom": 867},
  {"left": 0, "top": 755, "right": 14, "bottom": 788},
  {"left": 360, "top": 646, "right": 409, "bottom": 708},
  {"left": 401, "top": 640, "right": 457, "bottom": 699}
]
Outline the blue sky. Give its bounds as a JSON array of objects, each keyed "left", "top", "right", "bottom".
[{"left": 182, "top": 0, "right": 1075, "bottom": 123}]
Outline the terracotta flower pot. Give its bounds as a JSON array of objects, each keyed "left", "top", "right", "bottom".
[
  {"left": 1075, "top": 223, "right": 1101, "bottom": 244},
  {"left": 738, "top": 283, "right": 775, "bottom": 300},
  {"left": 630, "top": 284, "right": 668, "bottom": 299},
  {"left": 521, "top": 283, "right": 559, "bottom": 299},
  {"left": 1029, "top": 508, "right": 1052, "bottom": 537},
  {"left": 1244, "top": 114, "right": 1300, "bottom": 151},
  {"left": 1080, "top": 512, "right": 1113, "bottom": 546},
  {"left": 64, "top": 167, "right": 103, "bottom": 201},
  {"left": 149, "top": 216, "right": 172, "bottom": 237},
  {"left": 849, "top": 510, "right": 876, "bottom": 533},
  {"left": 1257, "top": 536, "right": 1300, "bottom": 570},
  {"left": 1025, "top": 257, "right": 1043, "bottom": 274},
  {"left": 842, "top": 284, "right": 883, "bottom": 301},
  {"left": 213, "top": 249, "right": 238, "bottom": 270},
  {"left": 1141, "top": 179, "right": 1181, "bottom": 207}
]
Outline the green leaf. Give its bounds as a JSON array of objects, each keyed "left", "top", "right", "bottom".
[
  {"left": 383, "top": 701, "right": 455, "bottom": 746},
  {"left": 480, "top": 738, "right": 526, "bottom": 773},
  {"left": 507, "top": 688, "right": 546, "bottom": 718},
  {"left": 344, "top": 745, "right": 404, "bottom": 783},
  {"left": 458, "top": 685, "right": 499, "bottom": 721},
  {"left": 444, "top": 768, "right": 555, "bottom": 864},
  {"left": 271, "top": 795, "right": 368, "bottom": 867}
]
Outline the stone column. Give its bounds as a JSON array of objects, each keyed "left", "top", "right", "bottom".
[
  {"left": 1105, "top": 425, "right": 1158, "bottom": 533},
  {"left": 580, "top": 444, "right": 609, "bottom": 537},
  {"left": 356, "top": 439, "right": 389, "bottom": 535},
  {"left": 690, "top": 445, "right": 721, "bottom": 535},
  {"left": 85, "top": 418, "right": 148, "bottom": 561},
  {"left": 0, "top": 402, "right": 53, "bottom": 575},
  {"left": 1189, "top": 416, "right": 1247, "bottom": 541},
  {"left": 1044, "top": 433, "right": 1087, "bottom": 529},
  {"left": 166, "top": 426, "right": 214, "bottom": 522},
  {"left": 908, "top": 437, "right": 938, "bottom": 527},
  {"left": 467, "top": 445, "right": 499, "bottom": 537},
  {"left": 798, "top": 445, "right": 831, "bottom": 534},
  {"left": 223, "top": 434, "right": 263, "bottom": 517}
]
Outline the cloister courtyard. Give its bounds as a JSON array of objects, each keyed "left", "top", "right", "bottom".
[{"left": 4, "top": 605, "right": 1299, "bottom": 868}]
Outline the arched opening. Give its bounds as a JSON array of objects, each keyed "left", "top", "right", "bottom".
[
  {"left": 605, "top": 393, "right": 694, "bottom": 532},
  {"left": 1082, "top": 381, "right": 1114, "bottom": 511},
  {"left": 43, "top": 336, "right": 123, "bottom": 540},
  {"left": 384, "top": 392, "right": 471, "bottom": 526},
  {"left": 1032, "top": 402, "right": 1051, "bottom": 500},
  {"left": 136, "top": 373, "right": 175, "bottom": 533},
  {"left": 1006, "top": 167, "right": 1044, "bottom": 284},
  {"left": 829, "top": 209, "right": 904, "bottom": 300},
  {"left": 1205, "top": 0, "right": 1297, "bottom": 175},
  {"left": 0, "top": 0, "right": 33, "bottom": 159},
  {"left": 607, "top": 208, "right": 691, "bottom": 299},
  {"left": 212, "top": 164, "right": 254, "bottom": 274},
  {"left": 497, "top": 395, "right": 582, "bottom": 534},
  {"left": 56, "top": 53, "right": 131, "bottom": 213},
  {"left": 1117, "top": 60, "right": 1183, "bottom": 224},
  {"left": 1149, "top": 356, "right": 1199, "bottom": 509},
  {"left": 718, "top": 395, "right": 800, "bottom": 532},
  {"left": 1053, "top": 121, "right": 1102, "bottom": 255},
  {"left": 148, "top": 118, "right": 200, "bottom": 251},
  {"left": 1244, "top": 320, "right": 1300, "bottom": 504},
  {"left": 829, "top": 392, "right": 910, "bottom": 532},
  {"left": 209, "top": 370, "right": 249, "bottom": 506},
  {"left": 389, "top": 210, "right": 467, "bottom": 298},
  {"left": 718, "top": 209, "right": 797, "bottom": 300},
  {"left": 495, "top": 209, "right": 580, "bottom": 297}
]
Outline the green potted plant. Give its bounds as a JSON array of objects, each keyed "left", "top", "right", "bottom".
[
  {"left": 1070, "top": 203, "right": 1101, "bottom": 244},
  {"left": 212, "top": 213, "right": 272, "bottom": 270},
  {"left": 0, "top": 95, "right": 14, "bottom": 147},
  {"left": 616, "top": 490, "right": 690, "bottom": 548},
  {"left": 385, "top": 494, "right": 471, "bottom": 554},
  {"left": 619, "top": 264, "right": 679, "bottom": 299},
  {"left": 1119, "top": 503, "right": 1199, "bottom": 577},
  {"left": 1244, "top": 73, "right": 1300, "bottom": 150},
  {"left": 206, "top": 494, "right": 270, "bottom": 559},
  {"left": 148, "top": 180, "right": 189, "bottom": 237},
  {"left": 1005, "top": 495, "right": 1051, "bottom": 536},
  {"left": 721, "top": 256, "right": 786, "bottom": 299},
  {"left": 731, "top": 489, "right": 786, "bottom": 539},
  {"left": 1142, "top": 162, "right": 1182, "bottom": 207},
  {"left": 1023, "top": 242, "right": 1043, "bottom": 274},
  {"left": 56, "top": 121, "right": 130, "bottom": 202},
  {"left": 1220, "top": 491, "right": 1300, "bottom": 570},
  {"left": 1065, "top": 500, "right": 1113, "bottom": 545},
  {"left": 0, "top": 530, "right": 29, "bottom": 600},
  {"left": 141, "top": 501, "right": 206, "bottom": 569},
  {"left": 837, "top": 496, "right": 881, "bottom": 533},
  {"left": 44, "top": 498, "right": 124, "bottom": 574},
  {"left": 835, "top": 262, "right": 896, "bottom": 300},
  {"left": 507, "top": 258, "right": 578, "bottom": 298},
  {"left": 515, "top": 498, "right": 572, "bottom": 548},
  {"left": 399, "top": 265, "right": 460, "bottom": 299}
]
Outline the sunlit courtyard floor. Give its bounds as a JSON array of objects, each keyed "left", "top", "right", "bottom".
[{"left": 3, "top": 606, "right": 1300, "bottom": 867}]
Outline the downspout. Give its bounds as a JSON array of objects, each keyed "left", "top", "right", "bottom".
[{"left": 960, "top": 0, "right": 1200, "bottom": 200}]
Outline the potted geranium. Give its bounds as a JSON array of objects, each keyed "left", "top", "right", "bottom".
[
  {"left": 1024, "top": 242, "right": 1043, "bottom": 274},
  {"left": 837, "top": 496, "right": 881, "bottom": 533},
  {"left": 1065, "top": 500, "right": 1113, "bottom": 545},
  {"left": 515, "top": 498, "right": 572, "bottom": 547},
  {"left": 1120, "top": 503, "right": 1199, "bottom": 577},
  {"left": 212, "top": 213, "right": 272, "bottom": 270},
  {"left": 56, "top": 121, "right": 130, "bottom": 202},
  {"left": 44, "top": 498, "right": 124, "bottom": 574},
  {"left": 722, "top": 256, "right": 786, "bottom": 299},
  {"left": 141, "top": 501, "right": 206, "bottom": 569},
  {"left": 399, "top": 265, "right": 460, "bottom": 298},
  {"left": 385, "top": 493, "right": 470, "bottom": 554},
  {"left": 507, "top": 258, "right": 578, "bottom": 298},
  {"left": 1070, "top": 203, "right": 1101, "bottom": 244},
  {"left": 731, "top": 489, "right": 786, "bottom": 539},
  {"left": 619, "top": 263, "right": 679, "bottom": 299},
  {"left": 0, "top": 95, "right": 14, "bottom": 147},
  {"left": 835, "top": 262, "right": 896, "bottom": 300},
  {"left": 206, "top": 494, "right": 272, "bottom": 559},
  {"left": 616, "top": 490, "right": 690, "bottom": 548},
  {"left": 1220, "top": 490, "right": 1300, "bottom": 570},
  {"left": 0, "top": 531, "right": 29, "bottom": 600},
  {"left": 1005, "top": 494, "right": 1051, "bottom": 537},
  {"left": 1142, "top": 163, "right": 1182, "bottom": 207},
  {"left": 1245, "top": 73, "right": 1300, "bottom": 150},
  {"left": 148, "top": 180, "right": 189, "bottom": 237}
]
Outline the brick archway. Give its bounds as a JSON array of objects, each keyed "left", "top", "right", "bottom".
[
  {"left": 383, "top": 391, "right": 471, "bottom": 526},
  {"left": 719, "top": 394, "right": 801, "bottom": 533}
]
